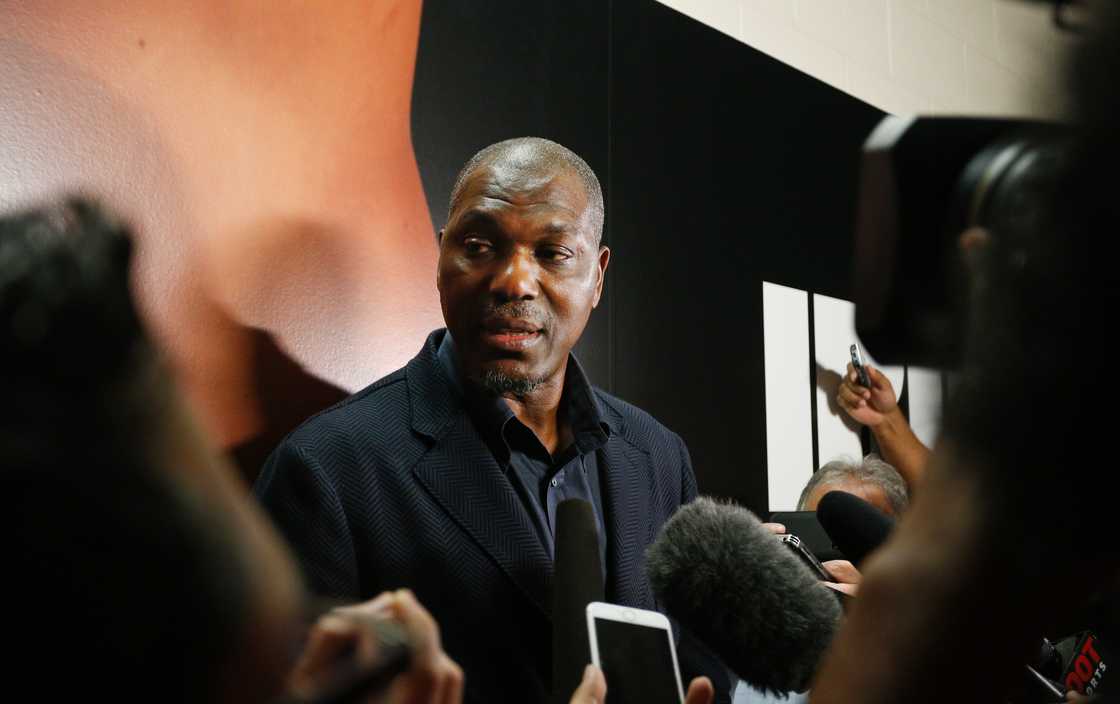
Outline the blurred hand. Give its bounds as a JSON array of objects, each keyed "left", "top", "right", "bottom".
[
  {"left": 821, "top": 559, "right": 861, "bottom": 597},
  {"left": 569, "top": 665, "right": 607, "bottom": 704},
  {"left": 822, "top": 560, "right": 860, "bottom": 585},
  {"left": 683, "top": 676, "right": 715, "bottom": 704},
  {"left": 568, "top": 666, "right": 714, "bottom": 704},
  {"left": 289, "top": 589, "right": 463, "bottom": 704},
  {"left": 762, "top": 522, "right": 786, "bottom": 535},
  {"left": 837, "top": 362, "right": 898, "bottom": 428}
]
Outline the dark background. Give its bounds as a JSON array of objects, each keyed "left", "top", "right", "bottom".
[
  {"left": 412, "top": 0, "right": 884, "bottom": 516},
  {"left": 411, "top": 1, "right": 612, "bottom": 383}
]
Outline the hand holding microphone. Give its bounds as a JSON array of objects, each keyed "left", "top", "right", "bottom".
[
  {"left": 557, "top": 498, "right": 717, "bottom": 704},
  {"left": 815, "top": 490, "right": 896, "bottom": 568},
  {"left": 764, "top": 506, "right": 862, "bottom": 596},
  {"left": 813, "top": 489, "right": 897, "bottom": 595},
  {"left": 287, "top": 589, "right": 464, "bottom": 704}
]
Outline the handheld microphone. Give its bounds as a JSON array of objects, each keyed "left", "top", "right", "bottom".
[
  {"left": 815, "top": 490, "right": 895, "bottom": 567},
  {"left": 1012, "top": 631, "right": 1114, "bottom": 701},
  {"left": 1017, "top": 664, "right": 1066, "bottom": 703},
  {"left": 645, "top": 498, "right": 842, "bottom": 695},
  {"left": 552, "top": 499, "right": 605, "bottom": 703},
  {"left": 1060, "top": 631, "right": 1110, "bottom": 697}
]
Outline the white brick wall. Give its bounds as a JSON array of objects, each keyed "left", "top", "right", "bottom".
[{"left": 656, "top": 0, "right": 1075, "bottom": 117}]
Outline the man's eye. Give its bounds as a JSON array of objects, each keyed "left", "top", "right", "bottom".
[
  {"left": 463, "top": 238, "right": 492, "bottom": 254},
  {"left": 539, "top": 247, "right": 573, "bottom": 262}
]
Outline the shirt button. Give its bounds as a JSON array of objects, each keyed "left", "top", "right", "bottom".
[{"left": 550, "top": 478, "right": 559, "bottom": 487}]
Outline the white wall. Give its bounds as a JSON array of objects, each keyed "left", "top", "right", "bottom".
[
  {"left": 656, "top": 0, "right": 1074, "bottom": 118},
  {"left": 761, "top": 282, "right": 814, "bottom": 511}
]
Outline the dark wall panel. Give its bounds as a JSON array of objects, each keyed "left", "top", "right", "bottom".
[
  {"left": 608, "top": 1, "right": 884, "bottom": 515},
  {"left": 411, "top": 1, "right": 612, "bottom": 384}
]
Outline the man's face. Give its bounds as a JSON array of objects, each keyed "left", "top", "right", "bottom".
[{"left": 437, "top": 161, "right": 609, "bottom": 394}]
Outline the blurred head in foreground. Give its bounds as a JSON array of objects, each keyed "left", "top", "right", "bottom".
[
  {"left": 1, "top": 198, "right": 304, "bottom": 702},
  {"left": 807, "top": 6, "right": 1120, "bottom": 703}
]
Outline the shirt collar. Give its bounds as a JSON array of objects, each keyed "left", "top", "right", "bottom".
[{"left": 560, "top": 351, "right": 612, "bottom": 451}]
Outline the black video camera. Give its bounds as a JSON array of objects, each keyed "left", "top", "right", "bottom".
[{"left": 852, "top": 116, "right": 1071, "bottom": 368}]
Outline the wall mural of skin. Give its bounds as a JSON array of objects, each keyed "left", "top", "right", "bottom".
[
  {"left": 1, "top": 0, "right": 611, "bottom": 482},
  {"left": 1, "top": 1, "right": 440, "bottom": 480}
]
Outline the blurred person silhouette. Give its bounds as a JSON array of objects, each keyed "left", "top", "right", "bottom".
[
  {"left": 810, "top": 4, "right": 1120, "bottom": 703},
  {"left": 1, "top": 198, "right": 462, "bottom": 703}
]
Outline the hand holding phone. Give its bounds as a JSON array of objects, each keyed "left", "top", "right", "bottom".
[
  {"left": 850, "top": 343, "right": 872, "bottom": 388},
  {"left": 586, "top": 602, "right": 684, "bottom": 704},
  {"left": 778, "top": 533, "right": 836, "bottom": 582}
]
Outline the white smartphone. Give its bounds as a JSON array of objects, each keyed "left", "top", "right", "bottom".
[{"left": 585, "top": 601, "right": 685, "bottom": 704}]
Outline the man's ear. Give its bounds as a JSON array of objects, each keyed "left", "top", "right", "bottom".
[{"left": 592, "top": 245, "right": 610, "bottom": 308}]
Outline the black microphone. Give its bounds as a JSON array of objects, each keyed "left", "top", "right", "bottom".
[
  {"left": 552, "top": 499, "right": 605, "bottom": 703},
  {"left": 1012, "top": 629, "right": 1114, "bottom": 701},
  {"left": 1059, "top": 631, "right": 1111, "bottom": 697},
  {"left": 645, "top": 497, "right": 842, "bottom": 695},
  {"left": 815, "top": 490, "right": 895, "bottom": 567}
]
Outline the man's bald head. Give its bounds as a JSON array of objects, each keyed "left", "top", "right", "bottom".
[{"left": 447, "top": 137, "right": 605, "bottom": 245}]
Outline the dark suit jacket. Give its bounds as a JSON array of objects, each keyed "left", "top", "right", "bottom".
[{"left": 255, "top": 330, "right": 729, "bottom": 703}]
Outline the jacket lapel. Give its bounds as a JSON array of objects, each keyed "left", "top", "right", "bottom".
[
  {"left": 407, "top": 331, "right": 553, "bottom": 617},
  {"left": 599, "top": 427, "right": 657, "bottom": 609}
]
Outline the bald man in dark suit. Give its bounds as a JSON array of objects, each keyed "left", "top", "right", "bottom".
[{"left": 256, "top": 138, "right": 728, "bottom": 704}]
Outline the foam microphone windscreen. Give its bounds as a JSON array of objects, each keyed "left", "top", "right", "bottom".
[
  {"left": 646, "top": 498, "right": 842, "bottom": 695},
  {"left": 552, "top": 499, "right": 605, "bottom": 703},
  {"left": 815, "top": 490, "right": 896, "bottom": 568}
]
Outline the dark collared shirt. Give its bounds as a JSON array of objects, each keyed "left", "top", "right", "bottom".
[{"left": 437, "top": 334, "right": 610, "bottom": 564}]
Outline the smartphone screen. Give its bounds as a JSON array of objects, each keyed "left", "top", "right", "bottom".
[{"left": 592, "top": 617, "right": 681, "bottom": 704}]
